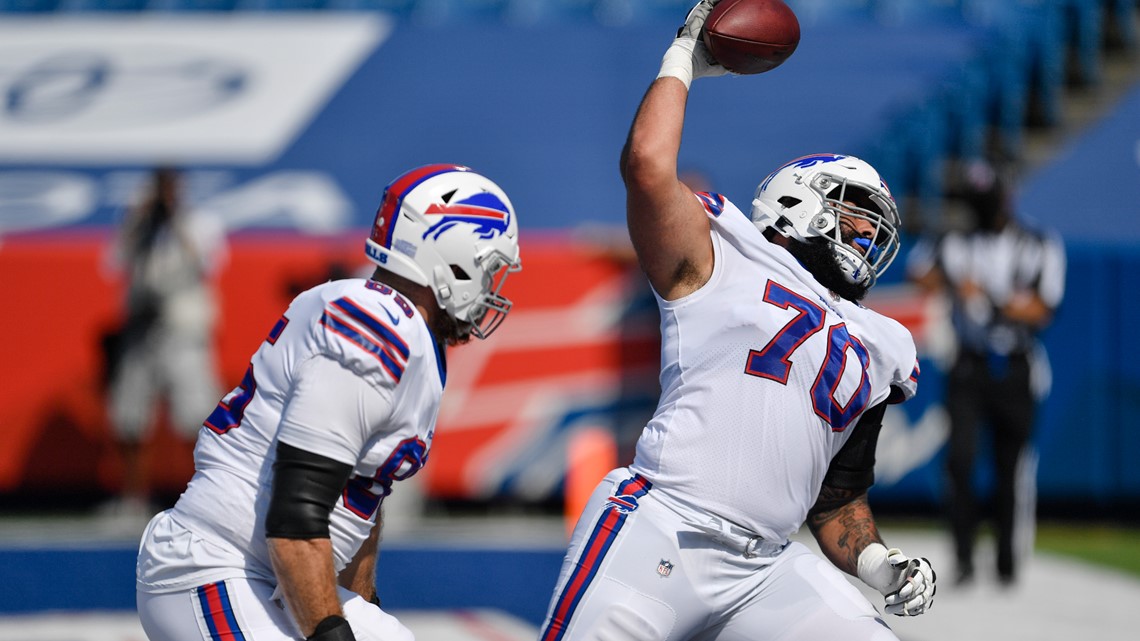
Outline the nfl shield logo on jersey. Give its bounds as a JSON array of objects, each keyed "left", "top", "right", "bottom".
[{"left": 657, "top": 559, "right": 674, "bottom": 577}]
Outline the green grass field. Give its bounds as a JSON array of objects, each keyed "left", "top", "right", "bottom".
[
  {"left": 879, "top": 517, "right": 1140, "bottom": 580},
  {"left": 1035, "top": 522, "right": 1140, "bottom": 579}
]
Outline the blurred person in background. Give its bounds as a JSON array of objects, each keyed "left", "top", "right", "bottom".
[
  {"left": 541, "top": 3, "right": 936, "bottom": 639},
  {"left": 135, "top": 165, "right": 521, "bottom": 641},
  {"left": 907, "top": 159, "right": 1066, "bottom": 586},
  {"left": 103, "top": 166, "right": 226, "bottom": 518}
]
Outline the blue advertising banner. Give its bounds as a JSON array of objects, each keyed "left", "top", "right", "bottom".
[{"left": 0, "top": 15, "right": 985, "bottom": 236}]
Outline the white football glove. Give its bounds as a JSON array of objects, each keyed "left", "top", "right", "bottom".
[
  {"left": 657, "top": 0, "right": 731, "bottom": 89},
  {"left": 857, "top": 543, "right": 937, "bottom": 616}
]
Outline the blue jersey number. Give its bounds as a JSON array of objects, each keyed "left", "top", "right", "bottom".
[
  {"left": 745, "top": 281, "right": 871, "bottom": 432},
  {"left": 204, "top": 315, "right": 289, "bottom": 435},
  {"left": 342, "top": 437, "right": 429, "bottom": 519},
  {"left": 204, "top": 364, "right": 256, "bottom": 435}
]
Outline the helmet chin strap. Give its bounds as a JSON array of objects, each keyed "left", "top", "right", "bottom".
[{"left": 431, "top": 265, "right": 453, "bottom": 304}]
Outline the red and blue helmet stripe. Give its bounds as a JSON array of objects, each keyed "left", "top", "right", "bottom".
[{"left": 370, "top": 164, "right": 471, "bottom": 249}]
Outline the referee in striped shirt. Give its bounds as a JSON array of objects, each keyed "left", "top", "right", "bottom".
[{"left": 907, "top": 160, "right": 1066, "bottom": 587}]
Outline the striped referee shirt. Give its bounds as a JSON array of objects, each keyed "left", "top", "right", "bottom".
[{"left": 907, "top": 219, "right": 1066, "bottom": 356}]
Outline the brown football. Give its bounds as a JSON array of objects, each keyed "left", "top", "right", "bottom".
[{"left": 702, "top": 0, "right": 801, "bottom": 75}]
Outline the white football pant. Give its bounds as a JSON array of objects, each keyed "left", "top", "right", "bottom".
[
  {"left": 540, "top": 468, "right": 898, "bottom": 641},
  {"left": 138, "top": 577, "right": 413, "bottom": 641}
]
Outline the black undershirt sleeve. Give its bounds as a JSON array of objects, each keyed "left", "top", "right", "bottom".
[
  {"left": 265, "top": 441, "right": 354, "bottom": 540},
  {"left": 822, "top": 398, "right": 889, "bottom": 492}
]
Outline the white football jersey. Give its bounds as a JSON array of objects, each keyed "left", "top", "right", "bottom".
[
  {"left": 137, "top": 278, "right": 445, "bottom": 593},
  {"left": 629, "top": 195, "right": 918, "bottom": 543}
]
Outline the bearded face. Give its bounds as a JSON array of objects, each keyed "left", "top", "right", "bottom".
[
  {"left": 432, "top": 310, "right": 475, "bottom": 347},
  {"left": 785, "top": 236, "right": 871, "bottom": 303}
]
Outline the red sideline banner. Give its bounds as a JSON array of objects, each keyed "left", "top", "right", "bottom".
[
  {"left": 0, "top": 232, "right": 664, "bottom": 501},
  {"left": 0, "top": 231, "right": 932, "bottom": 503}
]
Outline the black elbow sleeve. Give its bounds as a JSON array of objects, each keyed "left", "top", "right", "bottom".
[
  {"left": 265, "top": 441, "right": 354, "bottom": 540},
  {"left": 823, "top": 401, "right": 887, "bottom": 492}
]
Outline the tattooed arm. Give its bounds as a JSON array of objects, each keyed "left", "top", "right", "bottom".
[
  {"left": 808, "top": 399, "right": 939, "bottom": 616},
  {"left": 806, "top": 400, "right": 888, "bottom": 576},
  {"left": 806, "top": 486, "right": 883, "bottom": 576}
]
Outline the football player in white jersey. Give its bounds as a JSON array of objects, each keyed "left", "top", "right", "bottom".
[
  {"left": 540, "top": 3, "right": 935, "bottom": 640},
  {"left": 136, "top": 165, "right": 521, "bottom": 641}
]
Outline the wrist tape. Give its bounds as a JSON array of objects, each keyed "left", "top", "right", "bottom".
[
  {"left": 857, "top": 542, "right": 898, "bottom": 595},
  {"left": 657, "top": 38, "right": 697, "bottom": 90}
]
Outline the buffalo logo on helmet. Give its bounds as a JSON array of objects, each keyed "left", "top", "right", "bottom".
[
  {"left": 422, "top": 192, "right": 512, "bottom": 241},
  {"left": 759, "top": 153, "right": 847, "bottom": 192}
]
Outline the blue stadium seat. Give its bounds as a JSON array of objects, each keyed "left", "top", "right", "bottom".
[
  {"left": 784, "top": 0, "right": 875, "bottom": 26},
  {"left": 0, "top": 0, "right": 63, "bottom": 11},
  {"left": 961, "top": 1, "right": 1068, "bottom": 137},
  {"left": 236, "top": 0, "right": 331, "bottom": 9},
  {"left": 905, "top": 97, "right": 950, "bottom": 217},
  {"left": 983, "top": 29, "right": 1032, "bottom": 154},
  {"left": 59, "top": 0, "right": 149, "bottom": 9},
  {"left": 874, "top": 0, "right": 966, "bottom": 25},
  {"left": 1063, "top": 0, "right": 1103, "bottom": 85},
  {"left": 483, "top": 0, "right": 618, "bottom": 26},
  {"left": 1106, "top": 0, "right": 1138, "bottom": 48},
  {"left": 942, "top": 56, "right": 990, "bottom": 161},
  {"left": 522, "top": 0, "right": 605, "bottom": 25},
  {"left": 866, "top": 98, "right": 950, "bottom": 229},
  {"left": 147, "top": 0, "right": 240, "bottom": 10},
  {"left": 327, "top": 0, "right": 508, "bottom": 24},
  {"left": 640, "top": 0, "right": 690, "bottom": 23},
  {"left": 325, "top": 0, "right": 416, "bottom": 17}
]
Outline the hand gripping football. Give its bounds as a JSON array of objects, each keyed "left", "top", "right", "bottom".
[{"left": 701, "top": 0, "right": 801, "bottom": 74}]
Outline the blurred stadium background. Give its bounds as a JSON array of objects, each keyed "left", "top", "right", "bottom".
[{"left": 1, "top": 1, "right": 1139, "bottom": 639}]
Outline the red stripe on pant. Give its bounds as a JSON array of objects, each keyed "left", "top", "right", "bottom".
[
  {"left": 542, "top": 507, "right": 623, "bottom": 641},
  {"left": 200, "top": 583, "right": 240, "bottom": 641}
]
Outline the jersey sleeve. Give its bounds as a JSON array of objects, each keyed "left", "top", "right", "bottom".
[
  {"left": 314, "top": 291, "right": 415, "bottom": 392},
  {"left": 888, "top": 357, "right": 920, "bottom": 404},
  {"left": 278, "top": 354, "right": 395, "bottom": 466},
  {"left": 877, "top": 314, "right": 920, "bottom": 404},
  {"left": 694, "top": 191, "right": 728, "bottom": 217}
]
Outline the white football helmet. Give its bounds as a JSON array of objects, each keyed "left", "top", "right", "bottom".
[
  {"left": 365, "top": 164, "right": 521, "bottom": 339},
  {"left": 752, "top": 154, "right": 900, "bottom": 289}
]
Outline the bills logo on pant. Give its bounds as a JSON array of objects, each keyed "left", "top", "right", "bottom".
[{"left": 606, "top": 495, "right": 639, "bottom": 514}]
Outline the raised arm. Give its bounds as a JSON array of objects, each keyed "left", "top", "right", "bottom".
[{"left": 620, "top": 0, "right": 728, "bottom": 301}]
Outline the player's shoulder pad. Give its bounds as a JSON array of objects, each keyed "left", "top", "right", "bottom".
[{"left": 314, "top": 279, "right": 427, "bottom": 389}]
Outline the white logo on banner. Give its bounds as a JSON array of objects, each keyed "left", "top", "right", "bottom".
[
  {"left": 0, "top": 170, "right": 350, "bottom": 234},
  {"left": 0, "top": 15, "right": 390, "bottom": 164},
  {"left": 0, "top": 172, "right": 96, "bottom": 232}
]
